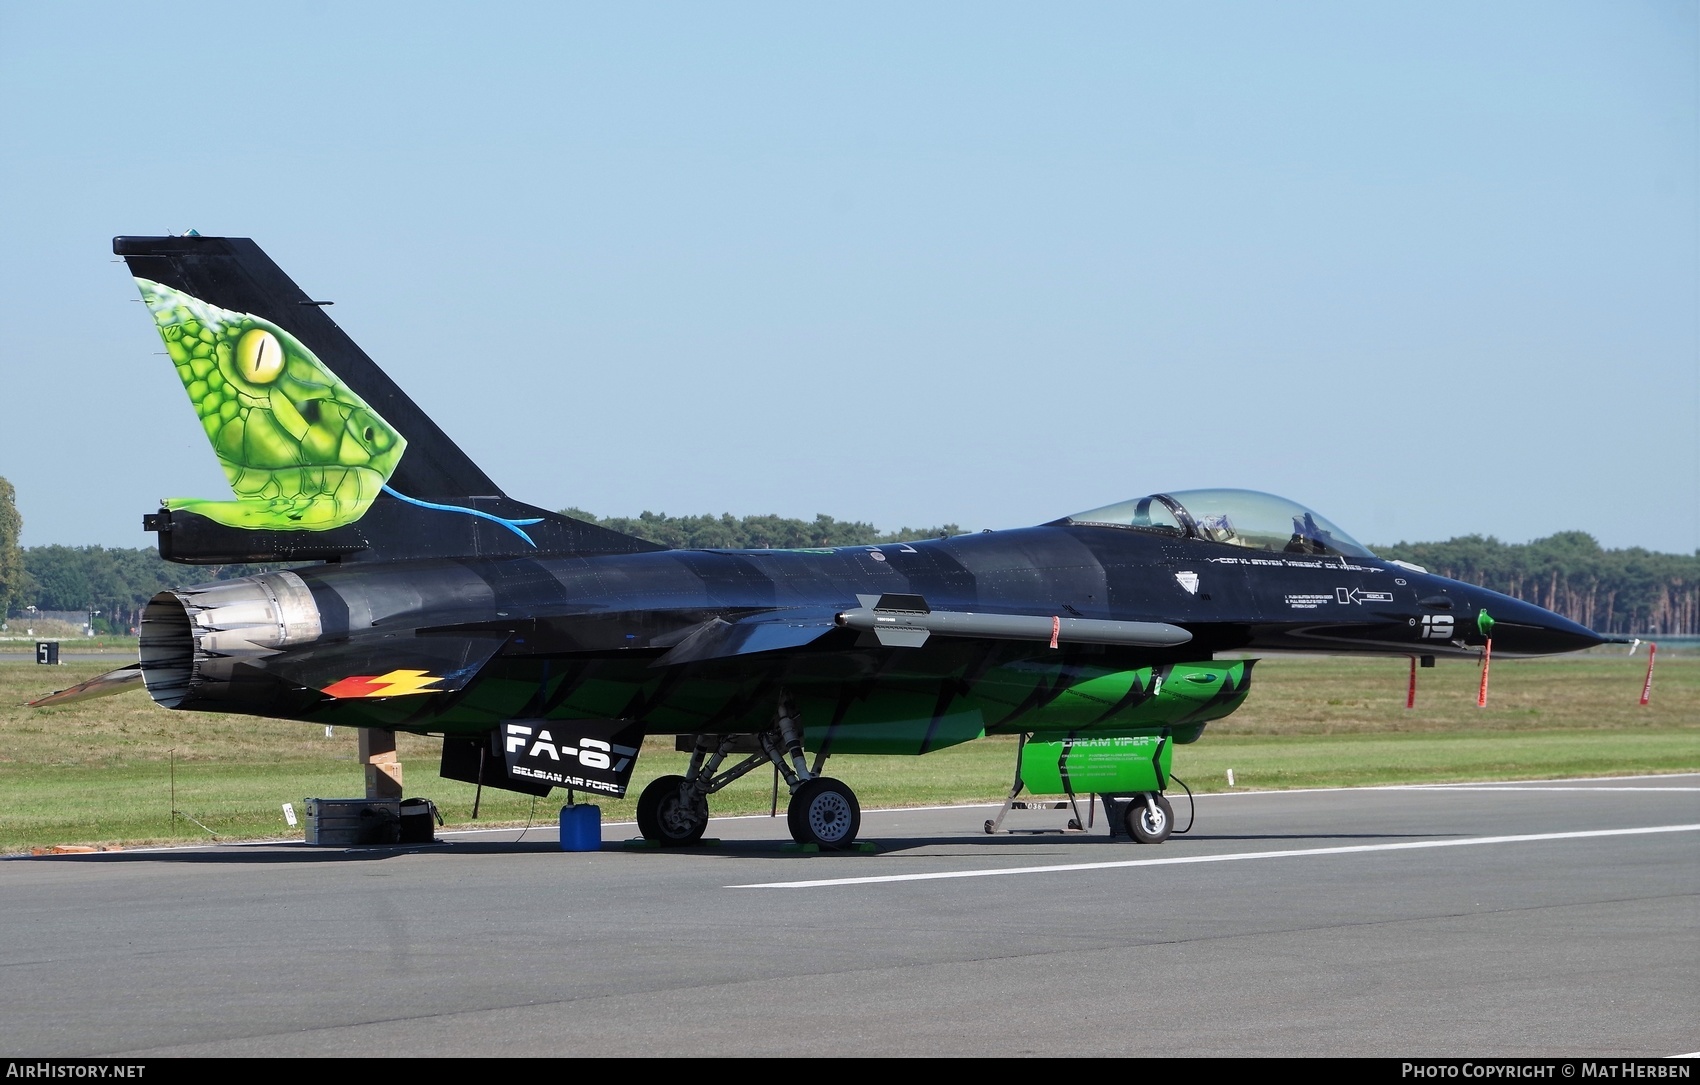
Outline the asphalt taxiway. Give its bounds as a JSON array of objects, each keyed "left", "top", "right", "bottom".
[{"left": 2, "top": 775, "right": 1695, "bottom": 1057}]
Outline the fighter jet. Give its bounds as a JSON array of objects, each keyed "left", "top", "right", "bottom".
[{"left": 33, "top": 235, "right": 1608, "bottom": 850}]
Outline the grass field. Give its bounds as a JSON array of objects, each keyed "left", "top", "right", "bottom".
[{"left": 2, "top": 650, "right": 1691, "bottom": 853}]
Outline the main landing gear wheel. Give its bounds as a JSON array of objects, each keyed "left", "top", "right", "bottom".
[
  {"left": 787, "top": 777, "right": 861, "bottom": 849},
  {"left": 636, "top": 775, "right": 708, "bottom": 847},
  {"left": 1125, "top": 793, "right": 1174, "bottom": 844}
]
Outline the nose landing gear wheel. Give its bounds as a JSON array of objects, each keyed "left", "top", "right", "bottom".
[
  {"left": 787, "top": 777, "right": 861, "bottom": 849},
  {"left": 636, "top": 774, "right": 708, "bottom": 847},
  {"left": 1125, "top": 793, "right": 1173, "bottom": 844}
]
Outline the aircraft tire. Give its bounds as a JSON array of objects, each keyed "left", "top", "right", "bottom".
[
  {"left": 636, "top": 775, "right": 708, "bottom": 847},
  {"left": 787, "top": 777, "right": 861, "bottom": 849},
  {"left": 1125, "top": 793, "right": 1174, "bottom": 844}
]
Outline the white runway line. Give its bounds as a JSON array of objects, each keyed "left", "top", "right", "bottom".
[
  {"left": 1390, "top": 785, "right": 1700, "bottom": 793},
  {"left": 1390, "top": 772, "right": 1700, "bottom": 786},
  {"left": 1198, "top": 773, "right": 1699, "bottom": 800},
  {"left": 730, "top": 823, "right": 1700, "bottom": 889}
]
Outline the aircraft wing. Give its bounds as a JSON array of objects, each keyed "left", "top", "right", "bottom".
[
  {"left": 651, "top": 609, "right": 843, "bottom": 667},
  {"left": 647, "top": 594, "right": 1194, "bottom": 667},
  {"left": 258, "top": 631, "right": 511, "bottom": 699},
  {"left": 834, "top": 593, "right": 1192, "bottom": 649}
]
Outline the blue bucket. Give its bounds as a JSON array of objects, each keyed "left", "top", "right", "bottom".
[{"left": 559, "top": 804, "right": 602, "bottom": 851}]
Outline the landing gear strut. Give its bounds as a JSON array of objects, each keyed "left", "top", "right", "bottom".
[{"left": 634, "top": 693, "right": 862, "bottom": 849}]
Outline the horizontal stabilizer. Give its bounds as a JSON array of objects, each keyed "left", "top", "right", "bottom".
[
  {"left": 27, "top": 664, "right": 145, "bottom": 707},
  {"left": 262, "top": 633, "right": 510, "bottom": 699},
  {"left": 144, "top": 497, "right": 663, "bottom": 565}
]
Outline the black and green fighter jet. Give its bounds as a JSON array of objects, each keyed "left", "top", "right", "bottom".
[{"left": 35, "top": 235, "right": 1609, "bottom": 850}]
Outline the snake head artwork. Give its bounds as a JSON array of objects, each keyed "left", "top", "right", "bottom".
[{"left": 136, "top": 278, "right": 407, "bottom": 531}]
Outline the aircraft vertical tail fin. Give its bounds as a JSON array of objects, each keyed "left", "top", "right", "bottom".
[{"left": 116, "top": 235, "right": 662, "bottom": 564}]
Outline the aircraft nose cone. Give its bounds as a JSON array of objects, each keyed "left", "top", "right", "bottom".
[{"left": 1476, "top": 593, "right": 1606, "bottom": 655}]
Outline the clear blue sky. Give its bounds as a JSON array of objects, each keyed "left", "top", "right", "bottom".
[{"left": 2, "top": 2, "right": 1695, "bottom": 553}]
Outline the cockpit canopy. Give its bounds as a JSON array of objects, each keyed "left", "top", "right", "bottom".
[{"left": 1058, "top": 488, "right": 1375, "bottom": 558}]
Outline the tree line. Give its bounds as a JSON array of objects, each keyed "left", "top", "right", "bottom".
[
  {"left": 557, "top": 508, "right": 961, "bottom": 550},
  {"left": 1375, "top": 531, "right": 1698, "bottom": 637},
  {"left": 1, "top": 479, "right": 1694, "bottom": 636},
  {"left": 8, "top": 544, "right": 278, "bottom": 633},
  {"left": 0, "top": 495, "right": 963, "bottom": 633}
]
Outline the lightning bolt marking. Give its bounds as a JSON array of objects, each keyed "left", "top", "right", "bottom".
[{"left": 321, "top": 669, "right": 445, "bottom": 699}]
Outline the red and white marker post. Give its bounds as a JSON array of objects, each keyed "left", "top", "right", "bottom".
[
  {"left": 1476, "top": 639, "right": 1493, "bottom": 708},
  {"left": 1640, "top": 642, "right": 1657, "bottom": 706}
]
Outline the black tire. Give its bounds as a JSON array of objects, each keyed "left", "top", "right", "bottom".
[
  {"left": 636, "top": 775, "right": 708, "bottom": 847},
  {"left": 1125, "top": 793, "right": 1173, "bottom": 844},
  {"left": 787, "top": 777, "right": 861, "bottom": 849}
]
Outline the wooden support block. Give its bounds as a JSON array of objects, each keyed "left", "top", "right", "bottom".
[{"left": 359, "top": 728, "right": 403, "bottom": 800}]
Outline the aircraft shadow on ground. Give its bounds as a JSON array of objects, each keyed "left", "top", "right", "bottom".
[
  {"left": 7, "top": 830, "right": 1451, "bottom": 865},
  {"left": 679, "top": 830, "right": 1451, "bottom": 860},
  {"left": 9, "top": 841, "right": 558, "bottom": 865}
]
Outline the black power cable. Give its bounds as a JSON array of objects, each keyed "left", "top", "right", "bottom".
[{"left": 1167, "top": 773, "right": 1197, "bottom": 835}]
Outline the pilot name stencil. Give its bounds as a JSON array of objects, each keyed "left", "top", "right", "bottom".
[{"left": 1208, "top": 556, "right": 1380, "bottom": 573}]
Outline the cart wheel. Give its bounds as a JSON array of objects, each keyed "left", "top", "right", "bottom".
[{"left": 1125, "top": 793, "right": 1174, "bottom": 844}]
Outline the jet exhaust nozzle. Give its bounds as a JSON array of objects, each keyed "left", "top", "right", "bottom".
[{"left": 139, "top": 571, "right": 323, "bottom": 709}]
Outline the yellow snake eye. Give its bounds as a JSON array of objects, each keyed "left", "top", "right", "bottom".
[{"left": 235, "top": 329, "right": 285, "bottom": 385}]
